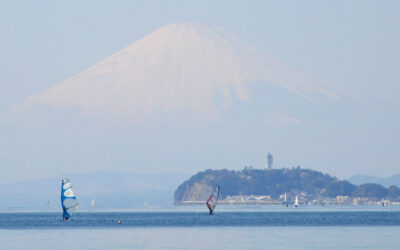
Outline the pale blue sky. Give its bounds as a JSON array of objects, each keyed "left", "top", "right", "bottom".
[{"left": 1, "top": 0, "right": 399, "bottom": 183}]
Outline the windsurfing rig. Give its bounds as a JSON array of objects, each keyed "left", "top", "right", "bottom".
[
  {"left": 61, "top": 178, "right": 78, "bottom": 221},
  {"left": 206, "top": 185, "right": 220, "bottom": 215}
]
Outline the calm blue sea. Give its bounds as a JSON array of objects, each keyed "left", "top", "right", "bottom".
[
  {"left": 2, "top": 211, "right": 400, "bottom": 228},
  {"left": 1, "top": 207, "right": 400, "bottom": 249}
]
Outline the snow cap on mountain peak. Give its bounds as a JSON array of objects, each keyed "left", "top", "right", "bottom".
[{"left": 17, "top": 23, "right": 339, "bottom": 122}]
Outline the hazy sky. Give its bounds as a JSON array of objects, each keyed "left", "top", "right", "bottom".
[{"left": 1, "top": 0, "right": 399, "bottom": 183}]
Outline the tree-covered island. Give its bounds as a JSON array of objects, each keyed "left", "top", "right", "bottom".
[{"left": 174, "top": 167, "right": 400, "bottom": 206}]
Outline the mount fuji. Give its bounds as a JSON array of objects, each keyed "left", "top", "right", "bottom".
[{"left": 15, "top": 23, "right": 339, "bottom": 122}]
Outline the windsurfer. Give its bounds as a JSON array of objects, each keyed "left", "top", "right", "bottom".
[
  {"left": 61, "top": 178, "right": 77, "bottom": 221},
  {"left": 63, "top": 212, "right": 68, "bottom": 221},
  {"left": 206, "top": 185, "right": 220, "bottom": 215},
  {"left": 206, "top": 197, "right": 213, "bottom": 215}
]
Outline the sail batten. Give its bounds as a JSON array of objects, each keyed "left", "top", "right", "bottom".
[{"left": 61, "top": 178, "right": 78, "bottom": 220}]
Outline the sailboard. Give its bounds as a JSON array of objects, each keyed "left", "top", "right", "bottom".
[
  {"left": 61, "top": 178, "right": 78, "bottom": 220},
  {"left": 206, "top": 185, "right": 220, "bottom": 215}
]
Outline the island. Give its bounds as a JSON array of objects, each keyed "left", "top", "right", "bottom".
[{"left": 174, "top": 167, "right": 400, "bottom": 206}]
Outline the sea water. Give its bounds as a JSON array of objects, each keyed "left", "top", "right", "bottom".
[{"left": 1, "top": 206, "right": 400, "bottom": 249}]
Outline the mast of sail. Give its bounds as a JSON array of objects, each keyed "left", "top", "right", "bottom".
[{"left": 61, "top": 180, "right": 65, "bottom": 220}]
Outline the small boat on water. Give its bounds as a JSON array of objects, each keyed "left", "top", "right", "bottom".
[
  {"left": 91, "top": 199, "right": 95, "bottom": 208},
  {"left": 206, "top": 185, "right": 220, "bottom": 215},
  {"left": 294, "top": 195, "right": 299, "bottom": 208},
  {"left": 283, "top": 193, "right": 289, "bottom": 207},
  {"left": 61, "top": 178, "right": 78, "bottom": 221}
]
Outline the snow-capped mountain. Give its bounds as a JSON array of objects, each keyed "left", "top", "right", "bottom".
[{"left": 16, "top": 23, "right": 339, "bottom": 122}]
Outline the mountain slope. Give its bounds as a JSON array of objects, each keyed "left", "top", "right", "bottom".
[
  {"left": 348, "top": 174, "right": 400, "bottom": 188},
  {"left": 15, "top": 23, "right": 339, "bottom": 121}
]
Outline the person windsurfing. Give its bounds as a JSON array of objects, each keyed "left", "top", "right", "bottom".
[
  {"left": 61, "top": 178, "right": 78, "bottom": 221},
  {"left": 206, "top": 185, "right": 220, "bottom": 215},
  {"left": 206, "top": 194, "right": 214, "bottom": 214}
]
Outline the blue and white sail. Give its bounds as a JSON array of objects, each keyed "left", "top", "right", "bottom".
[{"left": 61, "top": 178, "right": 78, "bottom": 220}]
